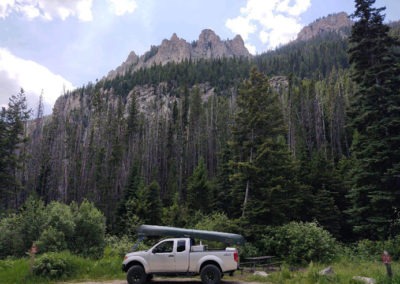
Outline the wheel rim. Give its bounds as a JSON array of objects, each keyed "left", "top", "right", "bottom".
[
  {"left": 205, "top": 270, "right": 215, "bottom": 280},
  {"left": 129, "top": 271, "right": 141, "bottom": 282}
]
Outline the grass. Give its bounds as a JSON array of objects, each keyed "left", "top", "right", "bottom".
[
  {"left": 0, "top": 257, "right": 52, "bottom": 284},
  {"left": 0, "top": 251, "right": 125, "bottom": 284},
  {"left": 240, "top": 259, "right": 400, "bottom": 283},
  {"left": 1, "top": 251, "right": 399, "bottom": 284}
]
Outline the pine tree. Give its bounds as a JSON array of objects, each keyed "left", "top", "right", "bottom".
[
  {"left": 229, "top": 68, "right": 305, "bottom": 232},
  {"left": 115, "top": 162, "right": 143, "bottom": 234},
  {"left": 142, "top": 181, "right": 162, "bottom": 225},
  {"left": 186, "top": 158, "right": 210, "bottom": 214},
  {"left": 347, "top": 0, "right": 400, "bottom": 239},
  {"left": 0, "top": 89, "right": 30, "bottom": 210}
]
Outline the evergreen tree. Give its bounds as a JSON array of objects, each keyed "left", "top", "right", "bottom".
[
  {"left": 299, "top": 151, "right": 343, "bottom": 238},
  {"left": 229, "top": 68, "right": 306, "bottom": 234},
  {"left": 142, "top": 181, "right": 163, "bottom": 225},
  {"left": 115, "top": 162, "right": 143, "bottom": 234},
  {"left": 0, "top": 89, "right": 30, "bottom": 211},
  {"left": 186, "top": 158, "right": 210, "bottom": 213},
  {"left": 347, "top": 0, "right": 400, "bottom": 239}
]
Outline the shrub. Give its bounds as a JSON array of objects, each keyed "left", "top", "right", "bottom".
[
  {"left": 36, "top": 202, "right": 75, "bottom": 253},
  {"left": 194, "top": 212, "right": 240, "bottom": 249},
  {"left": 261, "top": 221, "right": 337, "bottom": 265},
  {"left": 104, "top": 235, "right": 136, "bottom": 257},
  {"left": 353, "top": 237, "right": 400, "bottom": 261},
  {"left": 45, "top": 202, "right": 75, "bottom": 242},
  {"left": 18, "top": 197, "right": 47, "bottom": 250},
  {"left": 71, "top": 200, "right": 106, "bottom": 258},
  {"left": 32, "top": 252, "right": 78, "bottom": 279},
  {"left": 194, "top": 212, "right": 239, "bottom": 233},
  {"left": 0, "top": 197, "right": 50, "bottom": 258},
  {"left": 240, "top": 242, "right": 260, "bottom": 259},
  {"left": 37, "top": 227, "right": 68, "bottom": 253},
  {"left": 0, "top": 214, "right": 24, "bottom": 258},
  {"left": 0, "top": 198, "right": 107, "bottom": 259}
]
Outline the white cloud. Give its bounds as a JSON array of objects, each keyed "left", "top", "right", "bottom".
[
  {"left": 225, "top": 16, "right": 256, "bottom": 41},
  {"left": 0, "top": 0, "right": 93, "bottom": 21},
  {"left": 245, "top": 43, "right": 257, "bottom": 55},
  {"left": 276, "top": 0, "right": 311, "bottom": 16},
  {"left": 225, "top": 0, "right": 311, "bottom": 53},
  {"left": 0, "top": 48, "right": 74, "bottom": 114},
  {"left": 107, "top": 0, "right": 137, "bottom": 16}
]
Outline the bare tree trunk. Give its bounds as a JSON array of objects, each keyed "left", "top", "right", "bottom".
[{"left": 242, "top": 129, "right": 254, "bottom": 217}]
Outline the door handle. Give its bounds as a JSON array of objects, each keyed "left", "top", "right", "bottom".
[{"left": 168, "top": 255, "right": 174, "bottom": 258}]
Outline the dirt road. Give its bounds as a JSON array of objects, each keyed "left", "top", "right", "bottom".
[{"left": 61, "top": 277, "right": 261, "bottom": 284}]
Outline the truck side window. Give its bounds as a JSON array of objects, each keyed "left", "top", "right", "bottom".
[
  {"left": 153, "top": 241, "right": 174, "bottom": 253},
  {"left": 177, "top": 240, "right": 186, "bottom": 252}
]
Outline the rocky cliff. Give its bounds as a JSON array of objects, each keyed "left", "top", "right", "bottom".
[
  {"left": 108, "top": 29, "right": 250, "bottom": 78},
  {"left": 297, "top": 12, "right": 353, "bottom": 41}
]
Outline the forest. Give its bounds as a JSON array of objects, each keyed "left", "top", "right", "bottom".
[{"left": 1, "top": 0, "right": 400, "bottom": 262}]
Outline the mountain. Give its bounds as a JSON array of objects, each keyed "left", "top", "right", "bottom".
[
  {"left": 8, "top": 11, "right": 400, "bottom": 237},
  {"left": 108, "top": 29, "right": 250, "bottom": 79},
  {"left": 296, "top": 12, "right": 353, "bottom": 41}
]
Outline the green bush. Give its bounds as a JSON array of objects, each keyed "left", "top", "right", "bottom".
[
  {"left": 193, "top": 212, "right": 240, "bottom": 249},
  {"left": 0, "top": 214, "right": 24, "bottom": 258},
  {"left": 0, "top": 197, "right": 47, "bottom": 258},
  {"left": 37, "top": 227, "right": 68, "bottom": 253},
  {"left": 71, "top": 200, "right": 106, "bottom": 258},
  {"left": 0, "top": 198, "right": 106, "bottom": 259},
  {"left": 261, "top": 221, "right": 338, "bottom": 265},
  {"left": 32, "top": 252, "right": 78, "bottom": 279},
  {"left": 194, "top": 211, "right": 239, "bottom": 233},
  {"left": 45, "top": 202, "right": 75, "bottom": 242},
  {"left": 18, "top": 197, "right": 47, "bottom": 252},
  {"left": 104, "top": 235, "right": 136, "bottom": 257},
  {"left": 240, "top": 242, "right": 260, "bottom": 258},
  {"left": 36, "top": 202, "right": 76, "bottom": 253},
  {"left": 353, "top": 237, "right": 400, "bottom": 261}
]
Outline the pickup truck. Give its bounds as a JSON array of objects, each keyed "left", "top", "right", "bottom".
[{"left": 122, "top": 225, "right": 244, "bottom": 284}]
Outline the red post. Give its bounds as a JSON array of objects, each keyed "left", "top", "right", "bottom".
[{"left": 382, "top": 250, "right": 393, "bottom": 278}]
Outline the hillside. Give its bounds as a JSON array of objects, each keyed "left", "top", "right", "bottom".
[
  {"left": 21, "top": 14, "right": 354, "bottom": 232},
  {"left": 2, "top": 11, "right": 400, "bottom": 243}
]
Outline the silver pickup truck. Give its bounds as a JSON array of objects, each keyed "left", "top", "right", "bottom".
[{"left": 122, "top": 225, "right": 245, "bottom": 284}]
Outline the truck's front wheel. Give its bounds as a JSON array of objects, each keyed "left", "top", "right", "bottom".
[
  {"left": 127, "top": 265, "right": 147, "bottom": 284},
  {"left": 200, "top": 264, "right": 221, "bottom": 284}
]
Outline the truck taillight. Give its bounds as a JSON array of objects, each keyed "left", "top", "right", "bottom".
[{"left": 234, "top": 251, "right": 239, "bottom": 262}]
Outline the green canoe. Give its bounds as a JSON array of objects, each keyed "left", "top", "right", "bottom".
[{"left": 137, "top": 224, "right": 245, "bottom": 246}]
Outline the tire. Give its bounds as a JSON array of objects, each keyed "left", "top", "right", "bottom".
[
  {"left": 200, "top": 264, "right": 221, "bottom": 284},
  {"left": 127, "top": 265, "right": 147, "bottom": 284}
]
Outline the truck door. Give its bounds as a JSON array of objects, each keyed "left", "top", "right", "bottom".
[
  {"left": 174, "top": 239, "right": 189, "bottom": 272},
  {"left": 148, "top": 240, "right": 175, "bottom": 272}
]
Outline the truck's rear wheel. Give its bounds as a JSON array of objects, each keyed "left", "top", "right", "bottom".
[
  {"left": 201, "top": 264, "right": 221, "bottom": 284},
  {"left": 127, "top": 265, "right": 147, "bottom": 284}
]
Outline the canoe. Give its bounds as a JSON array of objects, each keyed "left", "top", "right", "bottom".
[{"left": 136, "top": 224, "right": 245, "bottom": 245}]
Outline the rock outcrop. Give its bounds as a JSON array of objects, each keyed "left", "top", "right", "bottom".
[
  {"left": 108, "top": 29, "right": 250, "bottom": 78},
  {"left": 297, "top": 12, "right": 353, "bottom": 41}
]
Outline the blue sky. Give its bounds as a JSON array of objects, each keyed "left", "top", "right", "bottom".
[{"left": 0, "top": 0, "right": 399, "bottom": 114}]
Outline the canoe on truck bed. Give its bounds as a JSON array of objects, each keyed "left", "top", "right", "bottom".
[{"left": 137, "top": 224, "right": 245, "bottom": 246}]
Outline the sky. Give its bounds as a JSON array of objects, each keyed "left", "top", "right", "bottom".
[{"left": 0, "top": 0, "right": 399, "bottom": 115}]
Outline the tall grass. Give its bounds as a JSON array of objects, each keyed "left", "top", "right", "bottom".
[
  {"left": 0, "top": 258, "right": 52, "bottom": 284},
  {"left": 244, "top": 259, "right": 400, "bottom": 283},
  {"left": 0, "top": 251, "right": 125, "bottom": 284},
  {"left": 1, "top": 242, "right": 399, "bottom": 284}
]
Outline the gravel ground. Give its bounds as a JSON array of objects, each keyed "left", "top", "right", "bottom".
[{"left": 60, "top": 277, "right": 261, "bottom": 284}]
